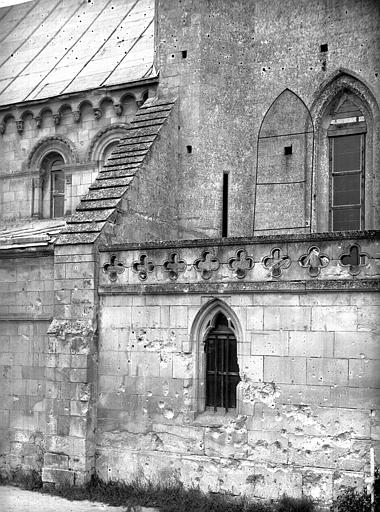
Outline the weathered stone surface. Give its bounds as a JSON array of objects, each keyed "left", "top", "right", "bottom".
[
  {"left": 1, "top": 0, "right": 379, "bottom": 503},
  {"left": 42, "top": 468, "right": 75, "bottom": 487}
]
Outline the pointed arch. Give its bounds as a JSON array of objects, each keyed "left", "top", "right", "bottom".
[
  {"left": 310, "top": 69, "right": 379, "bottom": 130},
  {"left": 258, "top": 88, "right": 314, "bottom": 138},
  {"left": 190, "top": 299, "right": 243, "bottom": 412},
  {"left": 254, "top": 89, "right": 314, "bottom": 235},
  {"left": 191, "top": 298, "right": 243, "bottom": 346},
  {"left": 310, "top": 70, "right": 379, "bottom": 231}
]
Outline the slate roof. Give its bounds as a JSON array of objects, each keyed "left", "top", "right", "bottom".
[
  {"left": 0, "top": 219, "right": 65, "bottom": 250},
  {"left": 57, "top": 97, "right": 176, "bottom": 245},
  {"left": 0, "top": 0, "right": 155, "bottom": 106}
]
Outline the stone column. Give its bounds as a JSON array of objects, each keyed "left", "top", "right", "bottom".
[{"left": 42, "top": 243, "right": 98, "bottom": 487}]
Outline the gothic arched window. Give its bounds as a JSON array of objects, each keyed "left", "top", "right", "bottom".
[
  {"left": 205, "top": 313, "right": 240, "bottom": 411},
  {"left": 311, "top": 73, "right": 379, "bottom": 232},
  {"left": 328, "top": 97, "right": 366, "bottom": 230}
]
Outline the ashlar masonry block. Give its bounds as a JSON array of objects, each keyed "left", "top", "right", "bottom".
[
  {"left": 240, "top": 356, "right": 264, "bottom": 382},
  {"left": 172, "top": 352, "right": 193, "bottom": 379},
  {"left": 251, "top": 330, "right": 288, "bottom": 356},
  {"left": 307, "top": 358, "right": 348, "bottom": 386},
  {"left": 41, "top": 468, "right": 75, "bottom": 487},
  {"left": 357, "top": 306, "right": 379, "bottom": 331},
  {"left": 311, "top": 306, "right": 357, "bottom": 332},
  {"left": 288, "top": 331, "right": 334, "bottom": 358},
  {"left": 334, "top": 331, "right": 379, "bottom": 359},
  {"left": 264, "top": 356, "right": 306, "bottom": 384},
  {"left": 349, "top": 359, "right": 380, "bottom": 388},
  {"left": 246, "top": 306, "right": 264, "bottom": 330},
  {"left": 264, "top": 306, "right": 311, "bottom": 331},
  {"left": 169, "top": 305, "right": 188, "bottom": 329}
]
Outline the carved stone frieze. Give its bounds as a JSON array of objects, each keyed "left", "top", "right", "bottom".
[{"left": 100, "top": 235, "right": 378, "bottom": 285}]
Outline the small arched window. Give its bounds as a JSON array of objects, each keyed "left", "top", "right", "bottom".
[
  {"left": 40, "top": 152, "right": 66, "bottom": 218},
  {"left": 328, "top": 96, "right": 366, "bottom": 230},
  {"left": 50, "top": 158, "right": 65, "bottom": 218},
  {"left": 205, "top": 313, "right": 240, "bottom": 411}
]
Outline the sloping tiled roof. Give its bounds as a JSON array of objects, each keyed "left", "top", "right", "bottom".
[
  {"left": 0, "top": 219, "right": 65, "bottom": 250},
  {"left": 57, "top": 97, "right": 176, "bottom": 245},
  {"left": 0, "top": 0, "right": 155, "bottom": 106}
]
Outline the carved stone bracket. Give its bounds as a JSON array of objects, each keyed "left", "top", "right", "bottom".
[
  {"left": 114, "top": 103, "right": 123, "bottom": 116},
  {"left": 194, "top": 251, "right": 220, "bottom": 280},
  {"left": 103, "top": 255, "right": 125, "bottom": 282},
  {"left": 93, "top": 108, "right": 102, "bottom": 120},
  {"left": 263, "top": 248, "right": 291, "bottom": 278},
  {"left": 339, "top": 244, "right": 369, "bottom": 276},
  {"left": 53, "top": 113, "right": 61, "bottom": 126},
  {"left": 16, "top": 120, "right": 24, "bottom": 134},
  {"left": 299, "top": 246, "right": 330, "bottom": 277},
  {"left": 132, "top": 254, "right": 154, "bottom": 281},
  {"left": 228, "top": 249, "right": 254, "bottom": 279},
  {"left": 163, "top": 252, "right": 187, "bottom": 281}
]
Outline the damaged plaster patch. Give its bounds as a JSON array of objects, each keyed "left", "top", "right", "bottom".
[{"left": 241, "top": 381, "right": 280, "bottom": 407}]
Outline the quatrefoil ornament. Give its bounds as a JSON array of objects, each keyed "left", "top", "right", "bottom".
[
  {"left": 263, "top": 248, "right": 291, "bottom": 278},
  {"left": 299, "top": 246, "right": 330, "bottom": 277},
  {"left": 103, "top": 255, "right": 125, "bottom": 282},
  {"left": 339, "top": 244, "right": 369, "bottom": 276},
  {"left": 132, "top": 254, "right": 154, "bottom": 281},
  {"left": 163, "top": 252, "right": 187, "bottom": 281},
  {"left": 194, "top": 251, "right": 220, "bottom": 280},
  {"left": 228, "top": 249, "right": 254, "bottom": 279}
]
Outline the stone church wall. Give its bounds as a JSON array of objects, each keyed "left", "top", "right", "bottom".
[
  {"left": 0, "top": 85, "right": 153, "bottom": 221},
  {"left": 156, "top": 0, "right": 380, "bottom": 238},
  {"left": 0, "top": 254, "right": 54, "bottom": 472},
  {"left": 95, "top": 234, "right": 380, "bottom": 501}
]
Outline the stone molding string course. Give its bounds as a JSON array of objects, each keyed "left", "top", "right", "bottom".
[{"left": 101, "top": 244, "right": 376, "bottom": 282}]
